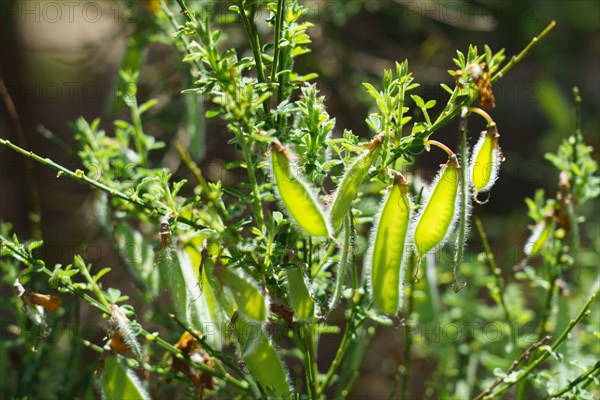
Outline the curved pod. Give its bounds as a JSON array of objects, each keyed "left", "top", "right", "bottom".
[
  {"left": 271, "top": 141, "right": 331, "bottom": 237},
  {"left": 329, "top": 133, "right": 384, "bottom": 231},
  {"left": 524, "top": 216, "right": 555, "bottom": 257},
  {"left": 470, "top": 125, "right": 501, "bottom": 195},
  {"left": 414, "top": 156, "right": 461, "bottom": 257},
  {"left": 368, "top": 171, "right": 412, "bottom": 314}
]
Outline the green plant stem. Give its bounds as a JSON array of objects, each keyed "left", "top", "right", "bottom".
[
  {"left": 174, "top": 142, "right": 239, "bottom": 238},
  {"left": 474, "top": 335, "right": 551, "bottom": 400},
  {"left": 329, "top": 215, "right": 351, "bottom": 312},
  {"left": 546, "top": 360, "right": 600, "bottom": 399},
  {"left": 474, "top": 217, "right": 516, "bottom": 347},
  {"left": 453, "top": 110, "right": 469, "bottom": 292},
  {"left": 159, "top": 0, "right": 205, "bottom": 74},
  {"left": 468, "top": 107, "right": 495, "bottom": 126},
  {"left": 270, "top": 0, "right": 286, "bottom": 104},
  {"left": 400, "top": 254, "right": 416, "bottom": 400},
  {"left": 482, "top": 290, "right": 597, "bottom": 399},
  {"left": 0, "top": 137, "right": 207, "bottom": 231},
  {"left": 236, "top": 0, "right": 270, "bottom": 116},
  {"left": 427, "top": 139, "right": 455, "bottom": 158},
  {"left": 319, "top": 293, "right": 366, "bottom": 394},
  {"left": 77, "top": 258, "right": 112, "bottom": 310},
  {"left": 239, "top": 132, "right": 266, "bottom": 230},
  {"left": 301, "top": 323, "right": 321, "bottom": 399},
  {"left": 129, "top": 98, "right": 148, "bottom": 167},
  {"left": 491, "top": 21, "right": 556, "bottom": 83}
]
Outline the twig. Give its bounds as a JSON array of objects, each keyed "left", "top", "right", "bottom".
[
  {"left": 479, "top": 291, "right": 597, "bottom": 399},
  {"left": 545, "top": 360, "right": 600, "bottom": 399},
  {"left": 0, "top": 137, "right": 207, "bottom": 232},
  {"left": 491, "top": 21, "right": 556, "bottom": 82},
  {"left": 452, "top": 108, "right": 469, "bottom": 293},
  {"left": 473, "top": 335, "right": 551, "bottom": 400}
]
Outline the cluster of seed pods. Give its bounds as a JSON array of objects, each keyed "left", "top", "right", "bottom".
[{"left": 270, "top": 108, "right": 504, "bottom": 314}]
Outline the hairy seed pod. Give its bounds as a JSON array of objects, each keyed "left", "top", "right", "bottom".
[
  {"left": 286, "top": 265, "right": 315, "bottom": 320},
  {"left": 271, "top": 141, "right": 331, "bottom": 237},
  {"left": 102, "top": 356, "right": 150, "bottom": 400},
  {"left": 524, "top": 216, "right": 555, "bottom": 257},
  {"left": 414, "top": 156, "right": 461, "bottom": 257},
  {"left": 470, "top": 124, "right": 501, "bottom": 199},
  {"left": 368, "top": 171, "right": 412, "bottom": 314},
  {"left": 233, "top": 316, "right": 291, "bottom": 396},
  {"left": 155, "top": 223, "right": 188, "bottom": 320},
  {"left": 329, "top": 133, "right": 384, "bottom": 231},
  {"left": 223, "top": 267, "right": 269, "bottom": 322}
]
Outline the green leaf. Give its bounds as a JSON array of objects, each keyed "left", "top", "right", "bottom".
[
  {"left": 27, "top": 240, "right": 43, "bottom": 252},
  {"left": 410, "top": 94, "right": 425, "bottom": 109}
]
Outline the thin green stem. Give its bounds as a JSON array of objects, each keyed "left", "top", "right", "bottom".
[
  {"left": 474, "top": 335, "right": 551, "bottom": 400},
  {"left": 426, "top": 139, "right": 455, "bottom": 158},
  {"left": 237, "top": 0, "right": 270, "bottom": 116},
  {"left": 0, "top": 137, "right": 207, "bottom": 231},
  {"left": 76, "top": 258, "right": 112, "bottom": 310},
  {"left": 174, "top": 141, "right": 240, "bottom": 240},
  {"left": 491, "top": 21, "right": 556, "bottom": 83},
  {"left": 474, "top": 217, "right": 517, "bottom": 347},
  {"left": 329, "top": 215, "right": 351, "bottom": 312},
  {"left": 453, "top": 109, "right": 469, "bottom": 293},
  {"left": 400, "top": 253, "right": 416, "bottom": 400},
  {"left": 319, "top": 292, "right": 366, "bottom": 394},
  {"left": 468, "top": 107, "right": 495, "bottom": 126},
  {"left": 546, "top": 360, "right": 600, "bottom": 399},
  {"left": 302, "top": 323, "right": 320, "bottom": 399},
  {"left": 238, "top": 131, "right": 266, "bottom": 230},
  {"left": 130, "top": 99, "right": 147, "bottom": 167},
  {"left": 270, "top": 0, "right": 286, "bottom": 103},
  {"left": 482, "top": 290, "right": 597, "bottom": 399}
]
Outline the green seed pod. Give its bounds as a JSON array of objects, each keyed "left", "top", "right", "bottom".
[
  {"left": 102, "top": 356, "right": 150, "bottom": 400},
  {"left": 413, "top": 156, "right": 461, "bottom": 257},
  {"left": 223, "top": 268, "right": 269, "bottom": 322},
  {"left": 234, "top": 317, "right": 291, "bottom": 396},
  {"left": 271, "top": 141, "right": 331, "bottom": 237},
  {"left": 470, "top": 124, "right": 501, "bottom": 198},
  {"left": 155, "top": 223, "right": 188, "bottom": 320},
  {"left": 329, "top": 133, "right": 384, "bottom": 231},
  {"left": 524, "top": 216, "right": 555, "bottom": 257},
  {"left": 367, "top": 171, "right": 412, "bottom": 314},
  {"left": 286, "top": 265, "right": 315, "bottom": 320}
]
